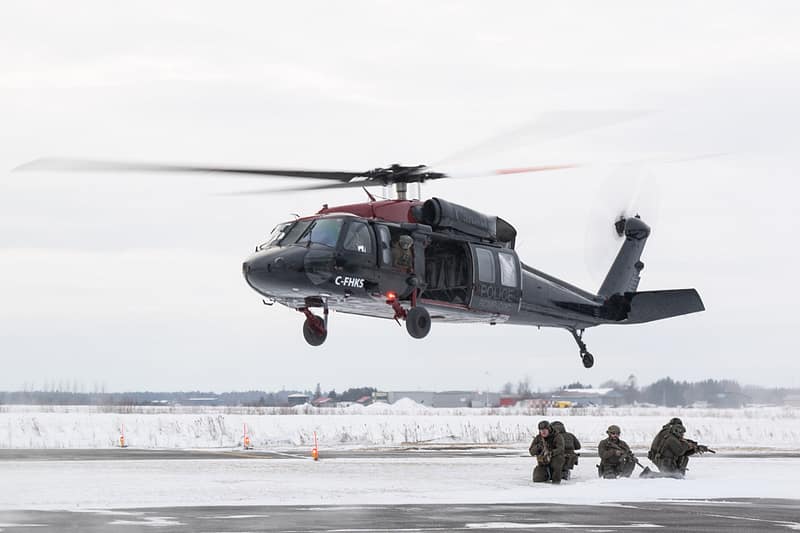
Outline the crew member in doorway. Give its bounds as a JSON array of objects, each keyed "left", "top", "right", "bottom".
[{"left": 392, "top": 234, "right": 413, "bottom": 270}]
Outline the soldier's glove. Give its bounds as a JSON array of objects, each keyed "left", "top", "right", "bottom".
[{"left": 615, "top": 450, "right": 623, "bottom": 456}]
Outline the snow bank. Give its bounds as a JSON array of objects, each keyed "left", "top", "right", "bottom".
[{"left": 1, "top": 404, "right": 798, "bottom": 450}]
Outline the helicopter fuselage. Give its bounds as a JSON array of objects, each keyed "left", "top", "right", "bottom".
[{"left": 242, "top": 199, "right": 615, "bottom": 331}]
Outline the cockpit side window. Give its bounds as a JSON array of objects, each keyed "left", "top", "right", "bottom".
[
  {"left": 258, "top": 221, "right": 295, "bottom": 250},
  {"left": 343, "top": 221, "right": 373, "bottom": 254},
  {"left": 299, "top": 218, "right": 344, "bottom": 248}
]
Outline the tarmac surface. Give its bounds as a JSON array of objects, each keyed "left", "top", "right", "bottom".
[
  {"left": 2, "top": 447, "right": 798, "bottom": 462},
  {"left": 3, "top": 449, "right": 800, "bottom": 531},
  {"left": 1, "top": 499, "right": 799, "bottom": 532}
]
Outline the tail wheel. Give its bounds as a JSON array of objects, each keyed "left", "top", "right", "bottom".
[
  {"left": 406, "top": 306, "right": 431, "bottom": 339},
  {"left": 302, "top": 315, "right": 327, "bottom": 346}
]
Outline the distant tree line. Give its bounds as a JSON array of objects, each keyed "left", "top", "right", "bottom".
[
  {"left": 502, "top": 375, "right": 797, "bottom": 407},
  {"left": 0, "top": 380, "right": 796, "bottom": 407},
  {"left": 0, "top": 386, "right": 377, "bottom": 407}
]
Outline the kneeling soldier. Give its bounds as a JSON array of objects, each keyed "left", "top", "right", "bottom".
[
  {"left": 529, "top": 420, "right": 566, "bottom": 484},
  {"left": 551, "top": 420, "right": 581, "bottom": 480},
  {"left": 598, "top": 425, "right": 636, "bottom": 479}
]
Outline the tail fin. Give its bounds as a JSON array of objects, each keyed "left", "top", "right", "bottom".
[
  {"left": 598, "top": 217, "right": 650, "bottom": 297},
  {"left": 601, "top": 289, "right": 705, "bottom": 323}
]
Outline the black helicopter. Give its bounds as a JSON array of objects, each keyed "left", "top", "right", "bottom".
[{"left": 18, "top": 157, "right": 704, "bottom": 368}]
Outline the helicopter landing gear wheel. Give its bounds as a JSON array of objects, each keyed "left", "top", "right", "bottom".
[
  {"left": 300, "top": 307, "right": 327, "bottom": 346},
  {"left": 406, "top": 306, "right": 431, "bottom": 339},
  {"left": 568, "top": 328, "right": 594, "bottom": 368}
]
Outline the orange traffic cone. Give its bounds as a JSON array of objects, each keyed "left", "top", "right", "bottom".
[
  {"left": 119, "top": 424, "right": 128, "bottom": 448},
  {"left": 243, "top": 423, "right": 253, "bottom": 450}
]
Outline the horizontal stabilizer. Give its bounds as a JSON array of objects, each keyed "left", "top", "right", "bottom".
[{"left": 624, "top": 289, "right": 705, "bottom": 324}]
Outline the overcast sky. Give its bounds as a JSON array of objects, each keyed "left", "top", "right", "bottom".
[{"left": 1, "top": 1, "right": 799, "bottom": 392}]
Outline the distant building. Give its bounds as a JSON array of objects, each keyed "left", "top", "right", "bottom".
[
  {"left": 288, "top": 393, "right": 309, "bottom": 407},
  {"left": 312, "top": 397, "right": 336, "bottom": 408},
  {"left": 355, "top": 395, "right": 372, "bottom": 406},
  {"left": 499, "top": 397, "right": 519, "bottom": 407},
  {"left": 784, "top": 394, "right": 800, "bottom": 407},
  {"left": 712, "top": 391, "right": 750, "bottom": 409},
  {"left": 185, "top": 397, "right": 220, "bottom": 406},
  {"left": 372, "top": 391, "right": 389, "bottom": 403},
  {"left": 550, "top": 388, "right": 624, "bottom": 407}
]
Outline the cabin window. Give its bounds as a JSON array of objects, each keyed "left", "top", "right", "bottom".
[
  {"left": 376, "top": 225, "right": 392, "bottom": 265},
  {"left": 343, "top": 221, "right": 373, "bottom": 254},
  {"left": 498, "top": 252, "right": 517, "bottom": 287},
  {"left": 476, "top": 247, "right": 495, "bottom": 284}
]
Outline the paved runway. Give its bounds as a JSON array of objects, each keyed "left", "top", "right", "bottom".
[
  {"left": 1, "top": 499, "right": 798, "bottom": 532},
  {"left": 2, "top": 447, "right": 798, "bottom": 462},
  {"left": 0, "top": 446, "right": 522, "bottom": 462}
]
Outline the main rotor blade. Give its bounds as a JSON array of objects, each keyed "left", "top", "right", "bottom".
[
  {"left": 448, "top": 164, "right": 578, "bottom": 179},
  {"left": 226, "top": 164, "right": 578, "bottom": 194},
  {"left": 225, "top": 178, "right": 378, "bottom": 195},
  {"left": 433, "top": 110, "right": 648, "bottom": 168},
  {"left": 14, "top": 158, "right": 365, "bottom": 182}
]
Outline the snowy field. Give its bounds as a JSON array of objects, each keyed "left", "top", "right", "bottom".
[
  {"left": 0, "top": 454, "right": 798, "bottom": 510},
  {"left": 1, "top": 402, "right": 799, "bottom": 450}
]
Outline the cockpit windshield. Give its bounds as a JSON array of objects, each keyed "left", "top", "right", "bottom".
[{"left": 298, "top": 218, "right": 344, "bottom": 248}]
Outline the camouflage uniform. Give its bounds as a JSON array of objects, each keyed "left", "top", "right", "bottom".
[
  {"left": 551, "top": 421, "right": 581, "bottom": 480},
  {"left": 598, "top": 425, "right": 636, "bottom": 479},
  {"left": 529, "top": 420, "right": 566, "bottom": 484},
  {"left": 648, "top": 417, "right": 683, "bottom": 462},
  {"left": 652, "top": 424, "right": 692, "bottom": 477},
  {"left": 391, "top": 235, "right": 413, "bottom": 269}
]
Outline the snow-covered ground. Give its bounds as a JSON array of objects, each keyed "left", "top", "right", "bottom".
[
  {"left": 0, "top": 455, "right": 797, "bottom": 510},
  {"left": 1, "top": 403, "right": 798, "bottom": 450}
]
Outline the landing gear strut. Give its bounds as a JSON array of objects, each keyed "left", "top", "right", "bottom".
[
  {"left": 386, "top": 292, "right": 431, "bottom": 339},
  {"left": 569, "top": 328, "right": 594, "bottom": 368},
  {"left": 300, "top": 306, "right": 328, "bottom": 346}
]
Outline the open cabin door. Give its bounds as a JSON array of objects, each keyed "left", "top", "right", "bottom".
[{"left": 469, "top": 244, "right": 522, "bottom": 315}]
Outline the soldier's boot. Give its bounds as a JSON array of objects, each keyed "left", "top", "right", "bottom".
[{"left": 532, "top": 465, "right": 550, "bottom": 483}]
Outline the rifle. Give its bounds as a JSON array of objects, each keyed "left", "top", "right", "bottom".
[
  {"left": 632, "top": 456, "right": 654, "bottom": 476},
  {"left": 531, "top": 437, "right": 551, "bottom": 465},
  {"left": 686, "top": 439, "right": 716, "bottom": 455},
  {"left": 606, "top": 441, "right": 635, "bottom": 461}
]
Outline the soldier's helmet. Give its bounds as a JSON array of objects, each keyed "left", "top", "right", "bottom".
[
  {"left": 607, "top": 424, "right": 621, "bottom": 435},
  {"left": 551, "top": 421, "right": 565, "bottom": 433},
  {"left": 537, "top": 420, "right": 550, "bottom": 430},
  {"left": 670, "top": 424, "right": 686, "bottom": 436},
  {"left": 669, "top": 417, "right": 683, "bottom": 426},
  {"left": 398, "top": 235, "right": 413, "bottom": 249}
]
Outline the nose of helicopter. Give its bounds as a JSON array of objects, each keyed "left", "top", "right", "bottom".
[
  {"left": 242, "top": 249, "right": 297, "bottom": 296},
  {"left": 242, "top": 253, "right": 269, "bottom": 292}
]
